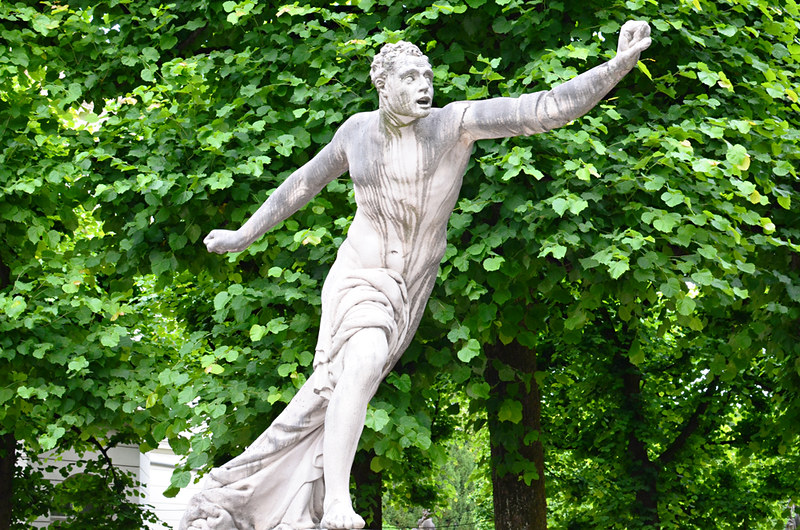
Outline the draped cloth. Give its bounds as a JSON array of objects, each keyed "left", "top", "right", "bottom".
[
  {"left": 313, "top": 267, "right": 409, "bottom": 400},
  {"left": 179, "top": 268, "right": 410, "bottom": 530}
]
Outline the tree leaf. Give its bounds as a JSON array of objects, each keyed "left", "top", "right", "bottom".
[{"left": 457, "top": 339, "right": 481, "bottom": 363}]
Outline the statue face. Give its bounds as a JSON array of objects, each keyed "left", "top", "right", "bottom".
[{"left": 379, "top": 56, "right": 434, "bottom": 122}]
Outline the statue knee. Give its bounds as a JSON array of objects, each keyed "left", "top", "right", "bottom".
[{"left": 344, "top": 328, "right": 389, "bottom": 381}]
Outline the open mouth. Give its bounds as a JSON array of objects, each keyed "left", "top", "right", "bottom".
[{"left": 416, "top": 96, "right": 432, "bottom": 107}]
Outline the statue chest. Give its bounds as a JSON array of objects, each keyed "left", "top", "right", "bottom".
[{"left": 350, "top": 128, "right": 461, "bottom": 202}]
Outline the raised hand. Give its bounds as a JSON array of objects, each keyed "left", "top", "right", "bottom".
[
  {"left": 615, "top": 20, "right": 652, "bottom": 68},
  {"left": 203, "top": 229, "right": 249, "bottom": 254}
]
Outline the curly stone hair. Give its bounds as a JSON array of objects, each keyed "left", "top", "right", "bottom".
[{"left": 370, "top": 41, "right": 429, "bottom": 88}]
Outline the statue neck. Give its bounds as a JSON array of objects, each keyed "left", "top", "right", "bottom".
[{"left": 379, "top": 106, "right": 417, "bottom": 136}]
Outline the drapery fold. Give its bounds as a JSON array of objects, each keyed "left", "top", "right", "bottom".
[{"left": 179, "top": 268, "right": 410, "bottom": 530}]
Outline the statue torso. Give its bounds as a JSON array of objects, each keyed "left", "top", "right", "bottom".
[{"left": 340, "top": 107, "right": 473, "bottom": 283}]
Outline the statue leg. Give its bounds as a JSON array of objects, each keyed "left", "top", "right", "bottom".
[{"left": 319, "top": 327, "right": 388, "bottom": 529}]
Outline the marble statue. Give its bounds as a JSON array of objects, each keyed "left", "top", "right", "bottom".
[
  {"left": 180, "top": 21, "right": 651, "bottom": 530},
  {"left": 416, "top": 509, "right": 435, "bottom": 529}
]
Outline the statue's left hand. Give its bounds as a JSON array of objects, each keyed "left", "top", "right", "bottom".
[
  {"left": 204, "top": 229, "right": 248, "bottom": 254},
  {"left": 615, "top": 20, "right": 652, "bottom": 68}
]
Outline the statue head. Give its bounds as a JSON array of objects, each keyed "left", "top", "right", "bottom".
[{"left": 371, "top": 41, "right": 434, "bottom": 122}]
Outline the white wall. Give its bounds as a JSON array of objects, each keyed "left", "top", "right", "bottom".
[
  {"left": 29, "top": 442, "right": 203, "bottom": 529},
  {"left": 30, "top": 444, "right": 144, "bottom": 527},
  {"left": 140, "top": 443, "right": 204, "bottom": 530}
]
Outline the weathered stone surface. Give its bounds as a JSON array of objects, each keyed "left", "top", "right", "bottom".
[
  {"left": 416, "top": 509, "right": 435, "bottom": 529},
  {"left": 181, "top": 21, "right": 651, "bottom": 530}
]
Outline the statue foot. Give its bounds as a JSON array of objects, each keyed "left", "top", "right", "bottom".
[
  {"left": 179, "top": 497, "right": 237, "bottom": 530},
  {"left": 320, "top": 500, "right": 365, "bottom": 529},
  {"left": 186, "top": 520, "right": 212, "bottom": 530}
]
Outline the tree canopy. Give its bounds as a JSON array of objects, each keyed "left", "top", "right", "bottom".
[{"left": 1, "top": 0, "right": 798, "bottom": 528}]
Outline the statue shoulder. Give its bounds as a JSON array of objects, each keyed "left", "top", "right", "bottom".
[
  {"left": 440, "top": 100, "right": 471, "bottom": 113},
  {"left": 338, "top": 111, "right": 377, "bottom": 134},
  {"left": 423, "top": 102, "right": 473, "bottom": 142},
  {"left": 330, "top": 111, "right": 378, "bottom": 148},
  {"left": 433, "top": 101, "right": 470, "bottom": 124}
]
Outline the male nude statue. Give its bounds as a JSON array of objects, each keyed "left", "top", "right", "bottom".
[{"left": 181, "top": 21, "right": 651, "bottom": 530}]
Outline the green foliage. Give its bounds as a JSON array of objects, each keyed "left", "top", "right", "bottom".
[
  {"left": 384, "top": 433, "right": 494, "bottom": 530},
  {"left": 1, "top": 0, "right": 798, "bottom": 527},
  {"left": 12, "top": 449, "right": 158, "bottom": 529},
  {"left": 543, "top": 301, "right": 798, "bottom": 528}
]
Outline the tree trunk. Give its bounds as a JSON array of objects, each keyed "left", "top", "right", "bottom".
[
  {"left": 0, "top": 253, "right": 13, "bottom": 530},
  {"left": 0, "top": 433, "right": 15, "bottom": 530},
  {"left": 486, "top": 340, "right": 547, "bottom": 530},
  {"left": 352, "top": 449, "right": 382, "bottom": 529},
  {"left": 616, "top": 352, "right": 659, "bottom": 527}
]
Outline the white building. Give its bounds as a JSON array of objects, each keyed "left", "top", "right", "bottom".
[
  {"left": 31, "top": 442, "right": 202, "bottom": 529},
  {"left": 140, "top": 442, "right": 204, "bottom": 529}
]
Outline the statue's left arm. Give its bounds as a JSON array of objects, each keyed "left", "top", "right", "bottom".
[{"left": 461, "top": 20, "right": 651, "bottom": 141}]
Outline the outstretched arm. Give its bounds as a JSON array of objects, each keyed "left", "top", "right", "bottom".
[
  {"left": 204, "top": 130, "right": 349, "bottom": 254},
  {"left": 461, "top": 20, "right": 652, "bottom": 141}
]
